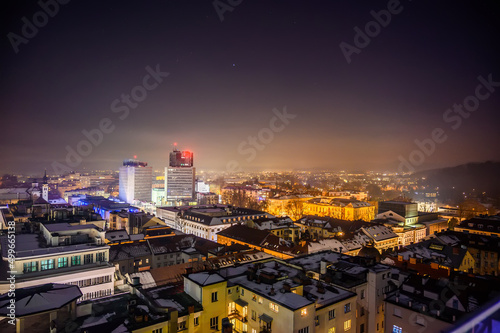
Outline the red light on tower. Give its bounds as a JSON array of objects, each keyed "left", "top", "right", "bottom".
[
  {"left": 174, "top": 142, "right": 177, "bottom": 146},
  {"left": 134, "top": 155, "right": 137, "bottom": 159}
]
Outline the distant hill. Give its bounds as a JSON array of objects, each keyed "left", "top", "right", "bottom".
[{"left": 414, "top": 161, "right": 500, "bottom": 200}]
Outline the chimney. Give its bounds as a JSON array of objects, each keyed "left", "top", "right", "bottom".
[
  {"left": 269, "top": 286, "right": 276, "bottom": 296},
  {"left": 316, "top": 281, "right": 325, "bottom": 294},
  {"left": 320, "top": 260, "right": 327, "bottom": 275},
  {"left": 283, "top": 283, "right": 291, "bottom": 292},
  {"left": 186, "top": 267, "right": 193, "bottom": 275}
]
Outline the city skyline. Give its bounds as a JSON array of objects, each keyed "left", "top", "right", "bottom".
[{"left": 1, "top": 1, "right": 500, "bottom": 175}]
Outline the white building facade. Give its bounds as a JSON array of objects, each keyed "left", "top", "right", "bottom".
[{"left": 119, "top": 159, "right": 153, "bottom": 204}]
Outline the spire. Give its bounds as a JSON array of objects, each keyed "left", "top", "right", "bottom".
[{"left": 43, "top": 169, "right": 48, "bottom": 184}]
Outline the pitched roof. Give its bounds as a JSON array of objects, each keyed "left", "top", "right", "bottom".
[
  {"left": 0, "top": 284, "right": 81, "bottom": 317},
  {"left": 33, "top": 196, "right": 49, "bottom": 205},
  {"left": 109, "top": 242, "right": 152, "bottom": 261}
]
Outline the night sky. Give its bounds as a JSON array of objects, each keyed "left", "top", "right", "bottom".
[{"left": 1, "top": 0, "right": 500, "bottom": 174}]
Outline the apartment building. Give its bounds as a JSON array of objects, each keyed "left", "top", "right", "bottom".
[
  {"left": 0, "top": 222, "right": 114, "bottom": 302},
  {"left": 184, "top": 258, "right": 357, "bottom": 333}
]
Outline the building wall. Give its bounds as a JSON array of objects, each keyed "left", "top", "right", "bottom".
[
  {"left": 366, "top": 269, "right": 391, "bottom": 333},
  {"left": 13, "top": 247, "right": 109, "bottom": 275},
  {"left": 199, "top": 281, "right": 227, "bottom": 331},
  {"left": 165, "top": 167, "right": 195, "bottom": 201},
  {"left": 185, "top": 277, "right": 356, "bottom": 333},
  {"left": 385, "top": 302, "right": 452, "bottom": 333},
  {"left": 467, "top": 247, "right": 499, "bottom": 276},
  {"left": 426, "top": 220, "right": 449, "bottom": 235},
  {"left": 303, "top": 203, "right": 375, "bottom": 222},
  {"left": 314, "top": 296, "right": 357, "bottom": 333},
  {"left": 119, "top": 165, "right": 152, "bottom": 204},
  {"left": 0, "top": 265, "right": 115, "bottom": 303}
]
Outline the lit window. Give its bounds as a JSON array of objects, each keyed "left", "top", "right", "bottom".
[
  {"left": 392, "top": 325, "right": 402, "bottom": 333},
  {"left": 269, "top": 302, "right": 279, "bottom": 313},
  {"left": 344, "top": 303, "right": 351, "bottom": 313},
  {"left": 301, "top": 308, "right": 308, "bottom": 316},
  {"left": 57, "top": 257, "right": 68, "bottom": 268},
  {"left": 41, "top": 259, "right": 54, "bottom": 270},
  {"left": 258, "top": 296, "right": 263, "bottom": 304},
  {"left": 71, "top": 256, "right": 81, "bottom": 266},
  {"left": 23, "top": 261, "right": 37, "bottom": 273},
  {"left": 344, "top": 319, "right": 351, "bottom": 331},
  {"left": 252, "top": 294, "right": 257, "bottom": 301},
  {"left": 328, "top": 328, "right": 335, "bottom": 333}
]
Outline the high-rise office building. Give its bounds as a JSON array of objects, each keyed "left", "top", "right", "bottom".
[
  {"left": 119, "top": 159, "right": 153, "bottom": 204},
  {"left": 164, "top": 148, "right": 195, "bottom": 204}
]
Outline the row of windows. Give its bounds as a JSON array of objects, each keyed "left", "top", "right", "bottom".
[
  {"left": 299, "top": 320, "right": 351, "bottom": 333},
  {"left": 176, "top": 317, "right": 200, "bottom": 331},
  {"left": 67, "top": 275, "right": 113, "bottom": 288},
  {"left": 79, "top": 288, "right": 112, "bottom": 302},
  {"left": 22, "top": 253, "right": 106, "bottom": 273}
]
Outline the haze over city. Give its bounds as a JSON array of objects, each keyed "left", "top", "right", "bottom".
[
  {"left": 3, "top": 2, "right": 500, "bottom": 332},
  {"left": 1, "top": 0, "right": 500, "bottom": 175}
]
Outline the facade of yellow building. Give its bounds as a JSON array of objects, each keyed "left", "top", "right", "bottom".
[
  {"left": 184, "top": 259, "right": 357, "bottom": 333},
  {"left": 303, "top": 198, "right": 375, "bottom": 222}
]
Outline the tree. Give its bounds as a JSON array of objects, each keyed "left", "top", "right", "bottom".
[
  {"left": 366, "top": 184, "right": 382, "bottom": 199},
  {"left": 285, "top": 199, "right": 305, "bottom": 221},
  {"left": 457, "top": 199, "right": 487, "bottom": 220},
  {"left": 259, "top": 199, "right": 269, "bottom": 212},
  {"left": 448, "top": 217, "right": 459, "bottom": 230},
  {"left": 222, "top": 189, "right": 261, "bottom": 210}
]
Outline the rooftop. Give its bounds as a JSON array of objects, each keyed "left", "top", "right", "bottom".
[
  {"left": 43, "top": 222, "right": 101, "bottom": 233},
  {"left": 0, "top": 283, "right": 82, "bottom": 317},
  {"left": 187, "top": 259, "right": 356, "bottom": 311},
  {"left": 0, "top": 234, "right": 109, "bottom": 260}
]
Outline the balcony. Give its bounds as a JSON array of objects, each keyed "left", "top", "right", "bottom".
[{"left": 228, "top": 309, "right": 248, "bottom": 323}]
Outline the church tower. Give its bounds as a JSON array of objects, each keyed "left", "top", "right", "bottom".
[{"left": 42, "top": 169, "right": 49, "bottom": 202}]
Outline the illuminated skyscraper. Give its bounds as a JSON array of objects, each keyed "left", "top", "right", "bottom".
[
  {"left": 119, "top": 159, "right": 153, "bottom": 204},
  {"left": 164, "top": 148, "right": 195, "bottom": 204}
]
